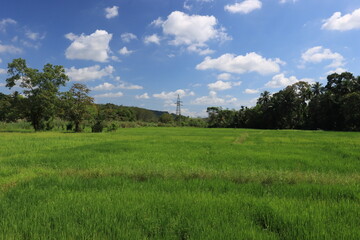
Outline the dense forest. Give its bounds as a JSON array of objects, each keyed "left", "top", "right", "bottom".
[
  {"left": 207, "top": 72, "right": 360, "bottom": 131},
  {"left": 1, "top": 58, "right": 360, "bottom": 132}
]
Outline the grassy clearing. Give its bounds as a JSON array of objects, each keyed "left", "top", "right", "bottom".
[{"left": 0, "top": 128, "right": 360, "bottom": 239}]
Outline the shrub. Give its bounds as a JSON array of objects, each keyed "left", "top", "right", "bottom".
[
  {"left": 107, "top": 122, "right": 118, "bottom": 132},
  {"left": 92, "top": 120, "right": 104, "bottom": 132}
]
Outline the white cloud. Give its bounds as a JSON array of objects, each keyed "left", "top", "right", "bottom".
[
  {"left": 144, "top": 34, "right": 161, "bottom": 45},
  {"left": 265, "top": 73, "right": 313, "bottom": 88},
  {"left": 159, "top": 11, "right": 231, "bottom": 54},
  {"left": 326, "top": 67, "right": 347, "bottom": 75},
  {"left": 187, "top": 44, "right": 215, "bottom": 55},
  {"left": 0, "top": 18, "right": 16, "bottom": 32},
  {"left": 119, "top": 47, "right": 133, "bottom": 55},
  {"left": 25, "top": 30, "right": 45, "bottom": 41},
  {"left": 105, "top": 6, "right": 119, "bottom": 19},
  {"left": 322, "top": 8, "right": 360, "bottom": 31},
  {"left": 0, "top": 58, "right": 2, "bottom": 63},
  {"left": 183, "top": 0, "right": 214, "bottom": 11},
  {"left": 0, "top": 68, "right": 6, "bottom": 74},
  {"left": 217, "top": 73, "right": 232, "bottom": 80},
  {"left": 153, "top": 89, "right": 195, "bottom": 99},
  {"left": 0, "top": 43, "right": 22, "bottom": 54},
  {"left": 196, "top": 52, "right": 283, "bottom": 75},
  {"left": 94, "top": 92, "right": 123, "bottom": 98},
  {"left": 192, "top": 91, "right": 237, "bottom": 105},
  {"left": 151, "top": 17, "right": 164, "bottom": 27},
  {"left": 244, "top": 89, "right": 259, "bottom": 94},
  {"left": 183, "top": 1, "right": 192, "bottom": 11},
  {"left": 301, "top": 46, "right": 345, "bottom": 68},
  {"left": 164, "top": 99, "right": 177, "bottom": 107},
  {"left": 92, "top": 82, "right": 116, "bottom": 91},
  {"left": 208, "top": 80, "right": 241, "bottom": 91},
  {"left": 118, "top": 82, "right": 143, "bottom": 90},
  {"left": 225, "top": 0, "right": 262, "bottom": 14},
  {"left": 66, "top": 65, "right": 114, "bottom": 82},
  {"left": 65, "top": 30, "right": 112, "bottom": 62},
  {"left": 92, "top": 81, "right": 143, "bottom": 91},
  {"left": 136, "top": 93, "right": 150, "bottom": 99},
  {"left": 121, "top": 33, "right": 137, "bottom": 43}
]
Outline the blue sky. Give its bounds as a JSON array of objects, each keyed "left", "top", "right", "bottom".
[{"left": 1, "top": 0, "right": 359, "bottom": 117}]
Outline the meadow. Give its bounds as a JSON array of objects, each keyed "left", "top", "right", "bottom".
[{"left": 0, "top": 127, "right": 359, "bottom": 239}]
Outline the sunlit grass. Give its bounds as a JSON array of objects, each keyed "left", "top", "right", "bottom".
[{"left": 1, "top": 128, "right": 360, "bottom": 239}]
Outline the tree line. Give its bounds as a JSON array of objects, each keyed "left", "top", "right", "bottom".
[
  {"left": 207, "top": 72, "right": 360, "bottom": 131},
  {"left": 1, "top": 58, "right": 360, "bottom": 132}
]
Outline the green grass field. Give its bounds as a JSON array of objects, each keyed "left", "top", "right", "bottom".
[{"left": 0, "top": 128, "right": 359, "bottom": 239}]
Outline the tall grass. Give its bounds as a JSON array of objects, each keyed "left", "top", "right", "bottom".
[{"left": 0, "top": 128, "right": 359, "bottom": 239}]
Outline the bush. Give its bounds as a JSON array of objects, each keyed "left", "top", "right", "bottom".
[
  {"left": 107, "top": 122, "right": 118, "bottom": 132},
  {"left": 92, "top": 120, "right": 104, "bottom": 132}
]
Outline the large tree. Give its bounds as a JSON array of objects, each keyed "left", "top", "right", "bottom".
[
  {"left": 6, "top": 58, "right": 69, "bottom": 131},
  {"left": 61, "top": 83, "right": 94, "bottom": 132}
]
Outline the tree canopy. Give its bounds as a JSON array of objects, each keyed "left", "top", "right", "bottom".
[{"left": 5, "top": 58, "right": 69, "bottom": 131}]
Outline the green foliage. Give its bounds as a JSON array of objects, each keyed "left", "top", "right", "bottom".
[
  {"left": 91, "top": 121, "right": 104, "bottom": 133},
  {"left": 159, "top": 113, "right": 173, "bottom": 124},
  {"left": 0, "top": 91, "right": 25, "bottom": 122},
  {"left": 206, "top": 72, "right": 360, "bottom": 131},
  {"left": 60, "top": 83, "right": 94, "bottom": 132},
  {"left": 5, "top": 58, "right": 69, "bottom": 131},
  {"left": 106, "top": 122, "right": 119, "bottom": 132}
]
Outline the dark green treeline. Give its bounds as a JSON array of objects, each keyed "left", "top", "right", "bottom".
[{"left": 207, "top": 72, "right": 360, "bottom": 131}]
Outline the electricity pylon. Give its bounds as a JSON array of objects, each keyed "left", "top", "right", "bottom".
[{"left": 175, "top": 94, "right": 183, "bottom": 125}]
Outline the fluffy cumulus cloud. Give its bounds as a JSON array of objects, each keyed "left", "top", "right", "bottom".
[
  {"left": 0, "top": 18, "right": 16, "bottom": 32},
  {"left": 157, "top": 11, "right": 230, "bottom": 54},
  {"left": 144, "top": 34, "right": 161, "bottom": 45},
  {"left": 208, "top": 80, "right": 241, "bottom": 91},
  {"left": 244, "top": 89, "right": 259, "bottom": 94},
  {"left": 0, "top": 68, "right": 6, "bottom": 74},
  {"left": 66, "top": 65, "right": 114, "bottom": 82},
  {"left": 136, "top": 93, "right": 150, "bottom": 99},
  {"left": 105, "top": 6, "right": 119, "bottom": 19},
  {"left": 119, "top": 47, "right": 133, "bottom": 55},
  {"left": 65, "top": 30, "right": 112, "bottom": 62},
  {"left": 94, "top": 92, "right": 123, "bottom": 98},
  {"left": 265, "top": 73, "right": 313, "bottom": 88},
  {"left": 196, "top": 52, "right": 283, "bottom": 75},
  {"left": 0, "top": 43, "right": 22, "bottom": 54},
  {"left": 153, "top": 89, "right": 195, "bottom": 99},
  {"left": 92, "top": 82, "right": 115, "bottom": 91},
  {"left": 121, "top": 33, "right": 137, "bottom": 42},
  {"left": 191, "top": 91, "right": 237, "bottom": 105},
  {"left": 301, "top": 46, "right": 345, "bottom": 68},
  {"left": 322, "top": 8, "right": 360, "bottom": 31},
  {"left": 224, "top": 0, "right": 262, "bottom": 14}
]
